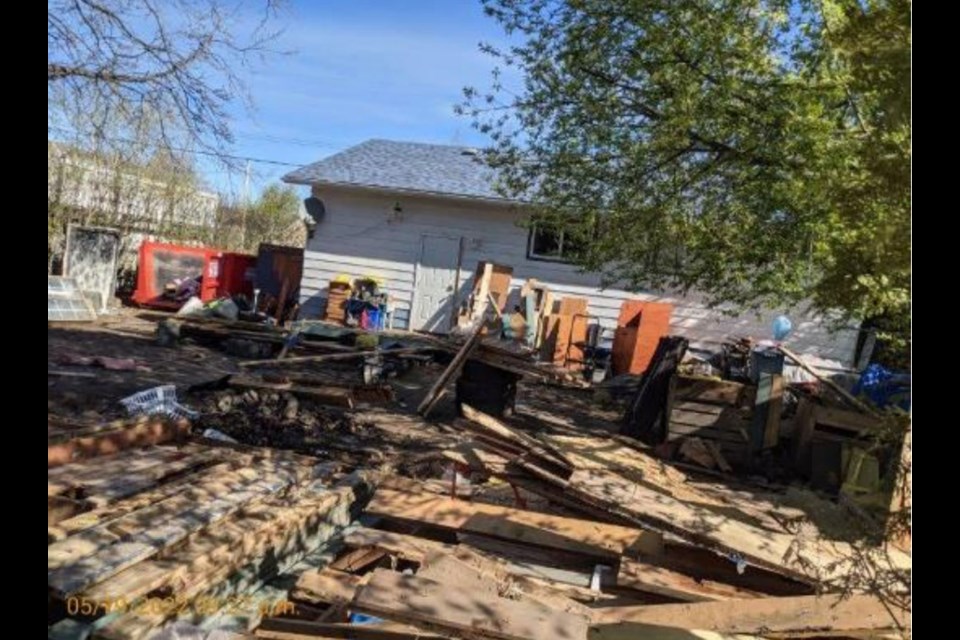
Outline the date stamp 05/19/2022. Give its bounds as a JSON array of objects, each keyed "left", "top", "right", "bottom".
[{"left": 65, "top": 594, "right": 297, "bottom": 617}]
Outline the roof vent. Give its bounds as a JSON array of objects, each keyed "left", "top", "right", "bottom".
[{"left": 461, "top": 147, "right": 480, "bottom": 157}]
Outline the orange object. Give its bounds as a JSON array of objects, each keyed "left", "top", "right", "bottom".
[{"left": 611, "top": 301, "right": 674, "bottom": 375}]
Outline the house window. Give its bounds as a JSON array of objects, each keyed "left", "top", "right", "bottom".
[{"left": 527, "top": 224, "right": 583, "bottom": 262}]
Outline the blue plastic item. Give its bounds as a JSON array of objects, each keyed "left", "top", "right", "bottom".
[
  {"left": 853, "top": 364, "right": 911, "bottom": 411},
  {"left": 349, "top": 612, "right": 383, "bottom": 625},
  {"left": 772, "top": 315, "right": 793, "bottom": 341}
]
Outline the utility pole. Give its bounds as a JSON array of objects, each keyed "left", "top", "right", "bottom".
[{"left": 240, "top": 160, "right": 251, "bottom": 250}]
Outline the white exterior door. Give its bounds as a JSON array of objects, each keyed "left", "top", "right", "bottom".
[{"left": 411, "top": 235, "right": 461, "bottom": 332}]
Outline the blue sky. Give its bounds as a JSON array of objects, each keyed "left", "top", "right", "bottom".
[{"left": 209, "top": 0, "right": 511, "bottom": 197}]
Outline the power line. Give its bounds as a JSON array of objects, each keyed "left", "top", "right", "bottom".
[
  {"left": 48, "top": 125, "right": 310, "bottom": 168},
  {"left": 238, "top": 131, "right": 341, "bottom": 149}
]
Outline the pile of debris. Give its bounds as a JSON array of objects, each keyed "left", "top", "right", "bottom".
[
  {"left": 253, "top": 402, "right": 911, "bottom": 639},
  {"left": 48, "top": 299, "right": 911, "bottom": 639}
]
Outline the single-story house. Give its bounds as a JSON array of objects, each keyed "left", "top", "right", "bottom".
[{"left": 283, "top": 139, "right": 861, "bottom": 366}]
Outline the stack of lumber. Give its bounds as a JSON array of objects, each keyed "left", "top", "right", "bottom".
[
  {"left": 258, "top": 474, "right": 910, "bottom": 640},
  {"left": 47, "top": 417, "right": 381, "bottom": 640}
]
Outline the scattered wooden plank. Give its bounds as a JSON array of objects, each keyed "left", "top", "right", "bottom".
[
  {"left": 460, "top": 404, "right": 574, "bottom": 474},
  {"left": 418, "top": 322, "right": 485, "bottom": 417},
  {"left": 342, "top": 528, "right": 450, "bottom": 564},
  {"left": 778, "top": 346, "right": 879, "bottom": 416},
  {"left": 589, "top": 623, "right": 765, "bottom": 640},
  {"left": 257, "top": 618, "right": 444, "bottom": 640},
  {"left": 83, "top": 484, "right": 353, "bottom": 606},
  {"left": 672, "top": 376, "right": 750, "bottom": 406},
  {"left": 48, "top": 417, "right": 191, "bottom": 468},
  {"left": 750, "top": 372, "right": 783, "bottom": 452},
  {"left": 703, "top": 440, "right": 733, "bottom": 473},
  {"left": 353, "top": 569, "right": 589, "bottom": 640},
  {"left": 228, "top": 376, "right": 355, "bottom": 408},
  {"left": 49, "top": 370, "right": 98, "bottom": 378},
  {"left": 291, "top": 568, "right": 366, "bottom": 606},
  {"left": 238, "top": 347, "right": 428, "bottom": 368},
  {"left": 49, "top": 495, "right": 88, "bottom": 527},
  {"left": 328, "top": 546, "right": 388, "bottom": 573},
  {"left": 418, "top": 552, "right": 501, "bottom": 598},
  {"left": 563, "top": 468, "right": 911, "bottom": 584},
  {"left": 591, "top": 593, "right": 909, "bottom": 638},
  {"left": 616, "top": 558, "right": 762, "bottom": 602},
  {"left": 365, "top": 488, "right": 662, "bottom": 560},
  {"left": 812, "top": 405, "right": 884, "bottom": 435}
]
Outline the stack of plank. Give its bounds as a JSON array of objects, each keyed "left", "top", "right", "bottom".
[
  {"left": 48, "top": 417, "right": 379, "bottom": 640},
  {"left": 257, "top": 470, "right": 910, "bottom": 640}
]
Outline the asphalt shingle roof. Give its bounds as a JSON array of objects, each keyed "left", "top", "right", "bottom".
[{"left": 282, "top": 139, "right": 507, "bottom": 201}]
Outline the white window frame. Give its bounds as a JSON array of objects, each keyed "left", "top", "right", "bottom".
[{"left": 527, "top": 224, "right": 576, "bottom": 263}]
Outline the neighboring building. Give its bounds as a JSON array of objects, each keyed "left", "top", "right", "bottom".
[
  {"left": 48, "top": 142, "right": 220, "bottom": 275},
  {"left": 283, "top": 139, "right": 860, "bottom": 365},
  {"left": 48, "top": 143, "right": 219, "bottom": 236}
]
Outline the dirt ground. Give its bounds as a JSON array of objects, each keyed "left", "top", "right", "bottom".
[{"left": 48, "top": 309, "right": 624, "bottom": 474}]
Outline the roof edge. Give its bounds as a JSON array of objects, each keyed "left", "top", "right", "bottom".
[{"left": 281, "top": 177, "right": 525, "bottom": 206}]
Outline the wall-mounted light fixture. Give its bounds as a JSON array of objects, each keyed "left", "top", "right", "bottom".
[{"left": 389, "top": 201, "right": 403, "bottom": 222}]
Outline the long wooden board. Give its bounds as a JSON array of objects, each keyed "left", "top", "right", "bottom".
[
  {"left": 616, "top": 558, "right": 761, "bottom": 602},
  {"left": 418, "top": 322, "right": 484, "bottom": 416},
  {"left": 365, "top": 488, "right": 662, "bottom": 560},
  {"left": 257, "top": 618, "right": 444, "bottom": 640},
  {"left": 48, "top": 418, "right": 191, "bottom": 468},
  {"left": 228, "top": 376, "right": 355, "bottom": 407},
  {"left": 292, "top": 568, "right": 366, "bottom": 606},
  {"left": 591, "top": 593, "right": 909, "bottom": 637},
  {"left": 353, "top": 569, "right": 589, "bottom": 640}
]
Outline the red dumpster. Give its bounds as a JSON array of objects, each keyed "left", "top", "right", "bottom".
[{"left": 131, "top": 241, "right": 255, "bottom": 309}]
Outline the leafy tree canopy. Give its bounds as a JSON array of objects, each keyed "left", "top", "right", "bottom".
[{"left": 462, "top": 0, "right": 910, "bottom": 328}]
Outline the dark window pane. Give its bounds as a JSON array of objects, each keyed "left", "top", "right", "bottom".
[{"left": 531, "top": 226, "right": 562, "bottom": 257}]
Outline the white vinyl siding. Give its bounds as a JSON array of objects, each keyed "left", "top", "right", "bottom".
[{"left": 299, "top": 185, "right": 859, "bottom": 365}]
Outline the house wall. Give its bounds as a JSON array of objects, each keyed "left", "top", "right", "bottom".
[{"left": 300, "top": 185, "right": 860, "bottom": 366}]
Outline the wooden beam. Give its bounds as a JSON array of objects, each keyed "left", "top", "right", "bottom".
[
  {"left": 591, "top": 593, "right": 909, "bottom": 638},
  {"left": 257, "top": 618, "right": 444, "bottom": 640},
  {"left": 48, "top": 418, "right": 191, "bottom": 468},
  {"left": 616, "top": 558, "right": 762, "bottom": 602},
  {"left": 239, "top": 347, "right": 429, "bottom": 368},
  {"left": 228, "top": 376, "right": 355, "bottom": 408},
  {"left": 417, "top": 322, "right": 485, "bottom": 417},
  {"left": 365, "top": 488, "right": 662, "bottom": 560},
  {"left": 291, "top": 568, "right": 366, "bottom": 606},
  {"left": 778, "top": 346, "right": 878, "bottom": 416},
  {"left": 353, "top": 569, "right": 589, "bottom": 640}
]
